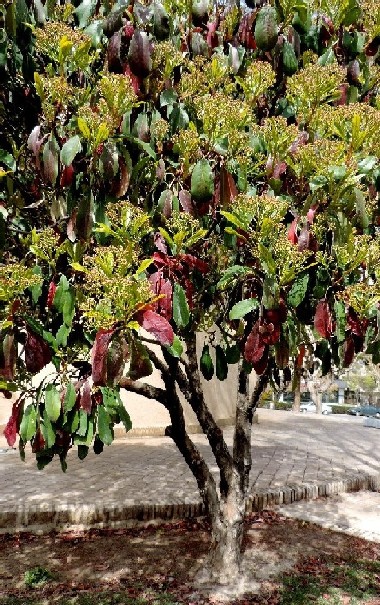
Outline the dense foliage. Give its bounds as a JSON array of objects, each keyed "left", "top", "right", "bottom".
[{"left": 1, "top": 0, "right": 380, "bottom": 475}]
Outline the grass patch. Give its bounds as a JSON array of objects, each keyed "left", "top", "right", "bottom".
[{"left": 280, "top": 557, "right": 380, "bottom": 604}]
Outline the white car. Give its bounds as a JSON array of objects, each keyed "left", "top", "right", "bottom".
[{"left": 300, "top": 402, "right": 332, "bottom": 415}]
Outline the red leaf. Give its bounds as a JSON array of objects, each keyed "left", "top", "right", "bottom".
[
  {"left": 288, "top": 218, "right": 298, "bottom": 244},
  {"left": 154, "top": 233, "right": 168, "bottom": 254},
  {"left": 347, "top": 308, "right": 368, "bottom": 338},
  {"left": 343, "top": 336, "right": 355, "bottom": 367},
  {"left": 206, "top": 20, "right": 219, "bottom": 49},
  {"left": 307, "top": 205, "right": 317, "bottom": 224},
  {"left": 25, "top": 330, "right": 52, "bottom": 373},
  {"left": 47, "top": 281, "right": 57, "bottom": 308},
  {"left": 32, "top": 429, "right": 46, "bottom": 453},
  {"left": 91, "top": 329, "right": 115, "bottom": 386},
  {"left": 314, "top": 299, "right": 333, "bottom": 339},
  {"left": 219, "top": 165, "right": 238, "bottom": 208},
  {"left": 296, "top": 344, "right": 305, "bottom": 368},
  {"left": 179, "top": 254, "right": 209, "bottom": 273},
  {"left": 149, "top": 272, "right": 172, "bottom": 320},
  {"left": 80, "top": 380, "right": 92, "bottom": 414},
  {"left": 60, "top": 164, "right": 74, "bottom": 188},
  {"left": 141, "top": 310, "right": 174, "bottom": 346},
  {"left": 259, "top": 320, "right": 281, "bottom": 345},
  {"left": 253, "top": 345, "right": 269, "bottom": 375},
  {"left": 297, "top": 225, "right": 310, "bottom": 251},
  {"left": 106, "top": 336, "right": 129, "bottom": 385},
  {"left": 179, "top": 190, "right": 195, "bottom": 215},
  {"left": 244, "top": 321, "right": 266, "bottom": 365},
  {"left": 114, "top": 158, "right": 130, "bottom": 198},
  {"left": 3, "top": 400, "right": 22, "bottom": 447}
]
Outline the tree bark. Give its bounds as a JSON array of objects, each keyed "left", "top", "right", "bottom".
[
  {"left": 120, "top": 343, "right": 269, "bottom": 585},
  {"left": 292, "top": 366, "right": 301, "bottom": 412}
]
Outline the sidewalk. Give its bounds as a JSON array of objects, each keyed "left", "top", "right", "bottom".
[{"left": 0, "top": 410, "right": 379, "bottom": 538}]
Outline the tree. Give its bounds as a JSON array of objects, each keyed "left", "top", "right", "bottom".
[{"left": 1, "top": 0, "right": 380, "bottom": 585}]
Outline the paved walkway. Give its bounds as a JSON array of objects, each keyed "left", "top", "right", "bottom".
[{"left": 0, "top": 410, "right": 379, "bottom": 540}]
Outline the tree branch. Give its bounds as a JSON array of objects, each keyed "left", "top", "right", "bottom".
[
  {"left": 180, "top": 334, "right": 233, "bottom": 496},
  {"left": 118, "top": 377, "right": 168, "bottom": 408},
  {"left": 161, "top": 357, "right": 221, "bottom": 523}
]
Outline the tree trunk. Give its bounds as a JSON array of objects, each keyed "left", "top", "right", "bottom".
[
  {"left": 293, "top": 366, "right": 301, "bottom": 412},
  {"left": 203, "top": 469, "right": 246, "bottom": 583}
]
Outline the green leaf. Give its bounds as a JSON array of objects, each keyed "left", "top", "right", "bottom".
[
  {"left": 135, "top": 258, "right": 154, "bottom": 276},
  {"left": 0, "top": 380, "right": 17, "bottom": 392},
  {"left": 160, "top": 89, "right": 177, "bottom": 107},
  {"left": 225, "top": 345, "right": 240, "bottom": 364},
  {"left": 191, "top": 159, "right": 214, "bottom": 202},
  {"left": 20, "top": 404, "right": 37, "bottom": 442},
  {"left": 56, "top": 323, "right": 71, "bottom": 347},
  {"left": 45, "top": 384, "right": 61, "bottom": 422},
  {"left": 60, "top": 135, "right": 82, "bottom": 166},
  {"left": 229, "top": 298, "right": 259, "bottom": 320},
  {"left": 77, "top": 117, "right": 91, "bottom": 139},
  {"left": 128, "top": 340, "right": 153, "bottom": 380},
  {"left": 42, "top": 410, "right": 56, "bottom": 449},
  {"left": 62, "top": 289, "right": 75, "bottom": 326},
  {"left": 217, "top": 266, "right": 250, "bottom": 290},
  {"left": 118, "top": 405, "right": 132, "bottom": 433},
  {"left": 77, "top": 409, "right": 88, "bottom": 437},
  {"left": 64, "top": 382, "right": 76, "bottom": 413},
  {"left": 97, "top": 405, "right": 113, "bottom": 446},
  {"left": 165, "top": 335, "right": 184, "bottom": 358},
  {"left": 29, "top": 266, "right": 42, "bottom": 304},
  {"left": 215, "top": 345, "right": 228, "bottom": 381},
  {"left": 358, "top": 155, "right": 378, "bottom": 174},
  {"left": 173, "top": 283, "right": 190, "bottom": 328},
  {"left": 258, "top": 243, "right": 276, "bottom": 276},
  {"left": 200, "top": 345, "right": 214, "bottom": 381},
  {"left": 288, "top": 274, "right": 309, "bottom": 308},
  {"left": 73, "top": 0, "right": 96, "bottom": 28}
]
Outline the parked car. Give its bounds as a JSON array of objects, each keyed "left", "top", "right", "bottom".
[
  {"left": 300, "top": 402, "right": 332, "bottom": 415},
  {"left": 347, "top": 405, "right": 380, "bottom": 417}
]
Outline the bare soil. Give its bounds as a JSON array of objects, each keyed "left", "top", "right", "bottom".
[{"left": 0, "top": 512, "right": 379, "bottom": 604}]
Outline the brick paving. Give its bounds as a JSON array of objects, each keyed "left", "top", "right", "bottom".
[{"left": 0, "top": 410, "right": 379, "bottom": 539}]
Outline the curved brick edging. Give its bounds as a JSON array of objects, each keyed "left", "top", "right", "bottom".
[{"left": 1, "top": 472, "right": 379, "bottom": 535}]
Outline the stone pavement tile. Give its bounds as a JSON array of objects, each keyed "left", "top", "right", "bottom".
[
  {"left": 1, "top": 411, "right": 380, "bottom": 533},
  {"left": 276, "top": 491, "right": 380, "bottom": 543}
]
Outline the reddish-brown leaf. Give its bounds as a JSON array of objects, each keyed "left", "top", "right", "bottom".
[
  {"left": 47, "top": 281, "right": 57, "bottom": 308},
  {"left": 60, "top": 164, "right": 74, "bottom": 188},
  {"left": 149, "top": 271, "right": 173, "bottom": 320},
  {"left": 314, "top": 299, "right": 333, "bottom": 339},
  {"left": 179, "top": 254, "right": 208, "bottom": 274},
  {"left": 107, "top": 336, "right": 129, "bottom": 385},
  {"left": 288, "top": 218, "right": 298, "bottom": 244},
  {"left": 141, "top": 310, "right": 174, "bottom": 346},
  {"left": 219, "top": 165, "right": 238, "bottom": 208},
  {"left": 25, "top": 330, "right": 52, "bottom": 373},
  {"left": 347, "top": 308, "right": 368, "bottom": 338},
  {"left": 244, "top": 321, "right": 266, "bottom": 365},
  {"left": 260, "top": 320, "right": 281, "bottom": 345},
  {"left": 343, "top": 336, "right": 355, "bottom": 367},
  {"left": 80, "top": 380, "right": 93, "bottom": 414},
  {"left": 297, "top": 225, "right": 310, "bottom": 251},
  {"left": 32, "top": 428, "right": 46, "bottom": 453},
  {"left": 275, "top": 340, "right": 289, "bottom": 369},
  {"left": 253, "top": 345, "right": 269, "bottom": 375},
  {"left": 91, "top": 329, "right": 115, "bottom": 386},
  {"left": 179, "top": 190, "right": 195, "bottom": 215},
  {"left": 3, "top": 399, "right": 22, "bottom": 447},
  {"left": 114, "top": 157, "right": 130, "bottom": 198},
  {"left": 206, "top": 20, "right": 219, "bottom": 49},
  {"left": 296, "top": 344, "right": 305, "bottom": 368}
]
